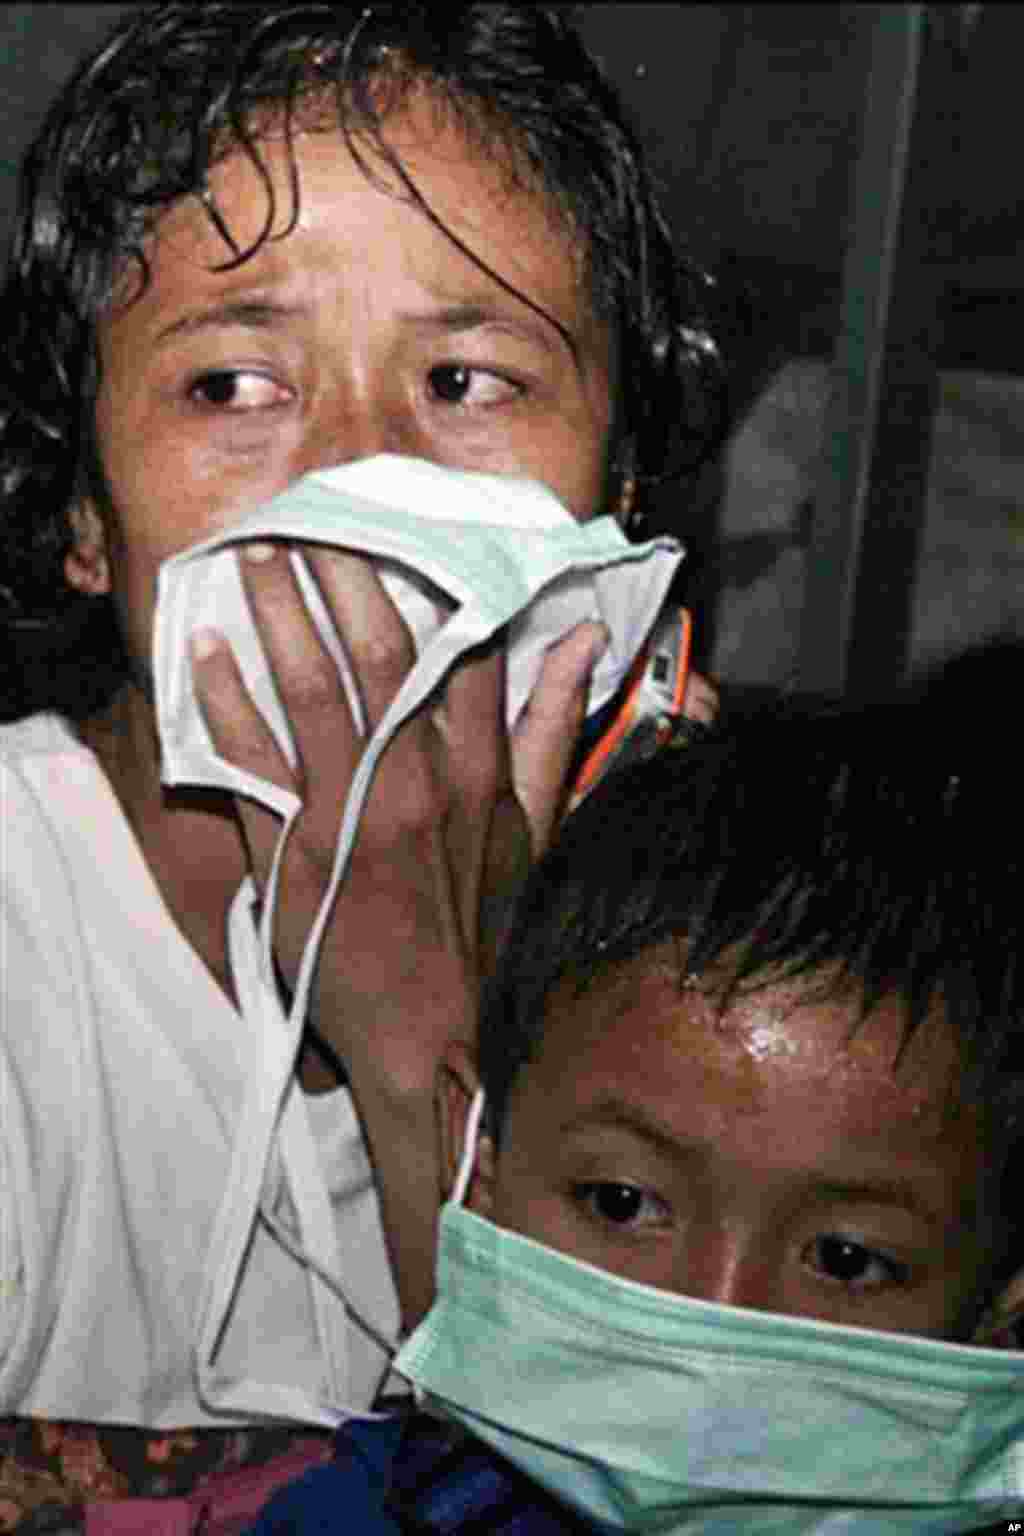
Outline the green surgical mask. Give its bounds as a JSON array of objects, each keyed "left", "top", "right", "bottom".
[{"left": 395, "top": 1092, "right": 1024, "bottom": 1535}]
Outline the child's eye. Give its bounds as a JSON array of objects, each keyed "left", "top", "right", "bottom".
[
  {"left": 188, "top": 369, "right": 292, "bottom": 411},
  {"left": 427, "top": 363, "right": 522, "bottom": 407},
  {"left": 570, "top": 1181, "right": 670, "bottom": 1230},
  {"left": 805, "top": 1234, "right": 910, "bottom": 1290}
]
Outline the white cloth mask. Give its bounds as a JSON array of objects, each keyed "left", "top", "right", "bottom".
[
  {"left": 150, "top": 456, "right": 682, "bottom": 1424},
  {"left": 155, "top": 454, "right": 682, "bottom": 818},
  {"left": 395, "top": 1090, "right": 1024, "bottom": 1535}
]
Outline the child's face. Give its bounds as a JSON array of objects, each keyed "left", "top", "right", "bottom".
[
  {"left": 478, "top": 944, "right": 995, "bottom": 1340},
  {"left": 68, "top": 92, "right": 613, "bottom": 686}
]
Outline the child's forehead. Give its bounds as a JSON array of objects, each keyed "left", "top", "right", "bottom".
[{"left": 541, "top": 944, "right": 967, "bottom": 1139}]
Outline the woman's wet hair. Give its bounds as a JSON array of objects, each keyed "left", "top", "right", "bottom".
[
  {"left": 0, "top": 1, "right": 727, "bottom": 720},
  {"left": 479, "top": 641, "right": 1024, "bottom": 1294}
]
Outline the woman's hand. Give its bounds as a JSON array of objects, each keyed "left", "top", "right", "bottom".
[
  {"left": 191, "top": 540, "right": 605, "bottom": 1325},
  {"left": 682, "top": 668, "right": 718, "bottom": 727}
]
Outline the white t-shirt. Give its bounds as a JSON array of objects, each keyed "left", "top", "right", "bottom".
[{"left": 0, "top": 713, "right": 399, "bottom": 1428}]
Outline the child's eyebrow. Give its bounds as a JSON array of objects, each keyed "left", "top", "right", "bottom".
[
  {"left": 812, "top": 1179, "right": 957, "bottom": 1231},
  {"left": 559, "top": 1097, "right": 955, "bottom": 1230},
  {"left": 558, "top": 1098, "right": 692, "bottom": 1162}
]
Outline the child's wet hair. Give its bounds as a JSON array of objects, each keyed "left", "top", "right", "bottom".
[
  {"left": 0, "top": 2, "right": 727, "bottom": 720},
  {"left": 479, "top": 642, "right": 1024, "bottom": 1292}
]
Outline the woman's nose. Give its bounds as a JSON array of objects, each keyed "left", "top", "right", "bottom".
[{"left": 297, "top": 384, "right": 426, "bottom": 475}]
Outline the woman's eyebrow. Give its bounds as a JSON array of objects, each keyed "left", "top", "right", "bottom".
[
  {"left": 154, "top": 298, "right": 309, "bottom": 346},
  {"left": 147, "top": 292, "right": 589, "bottom": 372},
  {"left": 152, "top": 298, "right": 576, "bottom": 356},
  {"left": 401, "top": 301, "right": 551, "bottom": 333},
  {"left": 399, "top": 296, "right": 583, "bottom": 371},
  {"left": 397, "top": 301, "right": 574, "bottom": 359}
]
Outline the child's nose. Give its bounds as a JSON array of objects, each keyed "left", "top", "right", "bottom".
[{"left": 681, "top": 1227, "right": 783, "bottom": 1314}]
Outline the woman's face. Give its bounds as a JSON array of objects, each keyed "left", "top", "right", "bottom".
[{"left": 69, "top": 93, "right": 614, "bottom": 686}]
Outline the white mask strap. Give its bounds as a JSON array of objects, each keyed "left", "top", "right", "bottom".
[
  {"left": 452, "top": 1087, "right": 487, "bottom": 1208},
  {"left": 405, "top": 1085, "right": 487, "bottom": 1407}
]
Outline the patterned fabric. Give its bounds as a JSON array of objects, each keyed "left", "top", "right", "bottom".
[
  {"left": 0, "top": 1419, "right": 331, "bottom": 1534},
  {"left": 247, "top": 1410, "right": 595, "bottom": 1535},
  {"left": 384, "top": 1413, "right": 595, "bottom": 1535}
]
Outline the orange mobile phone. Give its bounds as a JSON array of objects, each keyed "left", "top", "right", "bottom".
[{"left": 568, "top": 606, "right": 692, "bottom": 811}]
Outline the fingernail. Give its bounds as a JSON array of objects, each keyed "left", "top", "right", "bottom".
[
  {"left": 191, "top": 626, "right": 224, "bottom": 661},
  {"left": 244, "top": 542, "right": 276, "bottom": 563},
  {"left": 588, "top": 622, "right": 611, "bottom": 664}
]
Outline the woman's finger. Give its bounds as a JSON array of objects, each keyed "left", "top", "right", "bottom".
[
  {"left": 189, "top": 624, "right": 294, "bottom": 885},
  {"left": 433, "top": 633, "right": 508, "bottom": 800},
  {"left": 238, "top": 542, "right": 364, "bottom": 795},
  {"left": 511, "top": 620, "right": 608, "bottom": 854},
  {"left": 682, "top": 669, "right": 719, "bottom": 726},
  {"left": 301, "top": 545, "right": 420, "bottom": 735}
]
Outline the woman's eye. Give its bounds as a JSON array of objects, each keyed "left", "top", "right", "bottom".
[
  {"left": 806, "top": 1234, "right": 910, "bottom": 1290},
  {"left": 571, "top": 1181, "right": 670, "bottom": 1230},
  {"left": 427, "top": 363, "right": 521, "bottom": 407},
  {"left": 188, "top": 370, "right": 291, "bottom": 411}
]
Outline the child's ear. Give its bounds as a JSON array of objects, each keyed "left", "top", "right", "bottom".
[
  {"left": 437, "top": 1040, "right": 496, "bottom": 1217},
  {"left": 64, "top": 500, "right": 111, "bottom": 596},
  {"left": 972, "top": 1266, "right": 1024, "bottom": 1349}
]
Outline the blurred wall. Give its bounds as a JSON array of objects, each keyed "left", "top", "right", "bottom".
[
  {"left": 0, "top": 5, "right": 131, "bottom": 246},
  {"left": 579, "top": 4, "right": 870, "bottom": 271}
]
